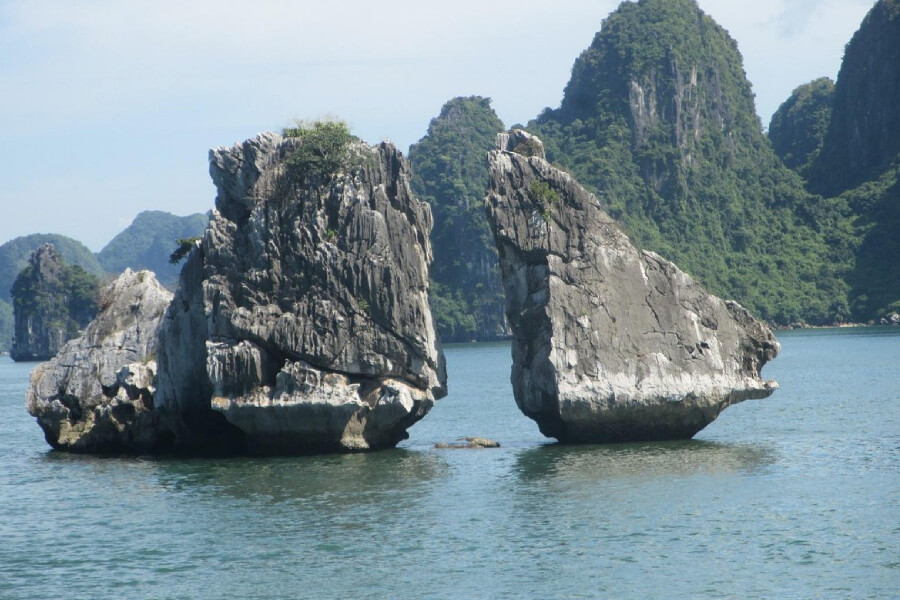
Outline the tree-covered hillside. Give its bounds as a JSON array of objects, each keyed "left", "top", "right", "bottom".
[
  {"left": 768, "top": 77, "right": 835, "bottom": 177},
  {"left": 0, "top": 234, "right": 105, "bottom": 352},
  {"left": 526, "top": 0, "right": 850, "bottom": 325},
  {"left": 774, "top": 0, "right": 900, "bottom": 321},
  {"left": 408, "top": 97, "right": 508, "bottom": 341},
  {"left": 10, "top": 244, "right": 100, "bottom": 361},
  {"left": 807, "top": 0, "right": 900, "bottom": 198},
  {"left": 97, "top": 210, "right": 209, "bottom": 289},
  {"left": 0, "top": 234, "right": 104, "bottom": 303}
]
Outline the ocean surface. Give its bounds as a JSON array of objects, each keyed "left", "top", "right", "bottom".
[{"left": 1, "top": 327, "right": 898, "bottom": 599}]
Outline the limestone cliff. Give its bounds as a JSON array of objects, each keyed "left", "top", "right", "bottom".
[
  {"left": 155, "top": 131, "right": 446, "bottom": 453},
  {"left": 26, "top": 270, "right": 172, "bottom": 452},
  {"left": 485, "top": 131, "right": 778, "bottom": 443}
]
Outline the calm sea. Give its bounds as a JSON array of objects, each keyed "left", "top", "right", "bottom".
[{"left": 1, "top": 328, "right": 898, "bottom": 599}]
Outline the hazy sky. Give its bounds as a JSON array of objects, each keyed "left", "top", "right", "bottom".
[{"left": 0, "top": 0, "right": 876, "bottom": 251}]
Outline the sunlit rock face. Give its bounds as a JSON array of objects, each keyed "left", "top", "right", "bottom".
[
  {"left": 155, "top": 132, "right": 446, "bottom": 453},
  {"left": 485, "top": 130, "right": 779, "bottom": 443},
  {"left": 26, "top": 270, "right": 173, "bottom": 452}
]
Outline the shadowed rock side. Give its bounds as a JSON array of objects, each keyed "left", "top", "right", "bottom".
[
  {"left": 485, "top": 131, "right": 779, "bottom": 443},
  {"left": 26, "top": 270, "right": 173, "bottom": 452},
  {"left": 155, "top": 132, "right": 447, "bottom": 454}
]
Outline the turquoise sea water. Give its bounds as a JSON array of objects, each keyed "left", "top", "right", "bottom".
[{"left": 1, "top": 328, "right": 898, "bottom": 599}]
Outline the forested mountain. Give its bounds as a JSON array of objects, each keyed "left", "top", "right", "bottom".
[
  {"left": 773, "top": 0, "right": 900, "bottom": 321},
  {"left": 408, "top": 97, "right": 508, "bottom": 341},
  {"left": 0, "top": 234, "right": 104, "bottom": 303},
  {"left": 807, "top": 0, "right": 900, "bottom": 198},
  {"left": 10, "top": 244, "right": 100, "bottom": 361},
  {"left": 97, "top": 210, "right": 208, "bottom": 289},
  {"left": 768, "top": 77, "right": 834, "bottom": 177},
  {"left": 0, "top": 234, "right": 104, "bottom": 352},
  {"left": 524, "top": 0, "right": 850, "bottom": 325}
]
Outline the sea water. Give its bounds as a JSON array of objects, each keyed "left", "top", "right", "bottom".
[{"left": 0, "top": 328, "right": 897, "bottom": 599}]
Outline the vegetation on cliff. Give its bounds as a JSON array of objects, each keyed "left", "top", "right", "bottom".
[
  {"left": 11, "top": 245, "right": 100, "bottom": 360},
  {"left": 0, "top": 234, "right": 105, "bottom": 352},
  {"left": 774, "top": 0, "right": 900, "bottom": 321},
  {"left": 807, "top": 0, "right": 900, "bottom": 198},
  {"left": 282, "top": 119, "right": 355, "bottom": 181},
  {"left": 524, "top": 0, "right": 851, "bottom": 325},
  {"left": 408, "top": 97, "right": 508, "bottom": 341},
  {"left": 768, "top": 77, "right": 835, "bottom": 177},
  {"left": 0, "top": 234, "right": 104, "bottom": 304}
]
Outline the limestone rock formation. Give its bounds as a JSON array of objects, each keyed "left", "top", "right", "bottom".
[
  {"left": 11, "top": 244, "right": 100, "bottom": 362},
  {"left": 26, "top": 270, "right": 173, "bottom": 452},
  {"left": 155, "top": 131, "right": 446, "bottom": 453},
  {"left": 485, "top": 131, "right": 779, "bottom": 443}
]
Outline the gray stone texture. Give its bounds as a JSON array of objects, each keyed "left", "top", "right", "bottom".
[
  {"left": 485, "top": 131, "right": 779, "bottom": 443},
  {"left": 26, "top": 270, "right": 173, "bottom": 452},
  {"left": 155, "top": 132, "right": 446, "bottom": 453}
]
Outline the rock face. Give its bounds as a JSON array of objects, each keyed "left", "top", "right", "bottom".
[
  {"left": 11, "top": 244, "right": 99, "bottom": 362},
  {"left": 155, "top": 132, "right": 446, "bottom": 453},
  {"left": 485, "top": 131, "right": 779, "bottom": 443},
  {"left": 26, "top": 270, "right": 173, "bottom": 452}
]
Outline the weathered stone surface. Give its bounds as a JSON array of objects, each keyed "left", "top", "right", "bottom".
[
  {"left": 485, "top": 130, "right": 779, "bottom": 443},
  {"left": 26, "top": 270, "right": 173, "bottom": 452},
  {"left": 155, "top": 132, "right": 446, "bottom": 453}
]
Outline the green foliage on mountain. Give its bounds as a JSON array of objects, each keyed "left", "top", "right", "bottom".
[
  {"left": 282, "top": 119, "right": 354, "bottom": 182},
  {"left": 525, "top": 0, "right": 850, "bottom": 325},
  {"left": 808, "top": 0, "right": 900, "bottom": 198},
  {"left": 10, "top": 245, "right": 100, "bottom": 359},
  {"left": 0, "top": 234, "right": 104, "bottom": 350},
  {"left": 97, "top": 210, "right": 209, "bottom": 289},
  {"left": 776, "top": 0, "right": 900, "bottom": 322},
  {"left": 408, "top": 97, "right": 508, "bottom": 341},
  {"left": 842, "top": 164, "right": 900, "bottom": 319},
  {"left": 0, "top": 234, "right": 104, "bottom": 303},
  {"left": 768, "top": 77, "right": 835, "bottom": 176}
]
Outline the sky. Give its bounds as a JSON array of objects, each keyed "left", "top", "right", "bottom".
[{"left": 0, "top": 0, "right": 876, "bottom": 252}]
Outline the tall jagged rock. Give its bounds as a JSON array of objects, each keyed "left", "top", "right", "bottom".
[
  {"left": 11, "top": 244, "right": 100, "bottom": 361},
  {"left": 485, "top": 131, "right": 779, "bottom": 443},
  {"left": 155, "top": 131, "right": 446, "bottom": 453},
  {"left": 26, "top": 270, "right": 173, "bottom": 452}
]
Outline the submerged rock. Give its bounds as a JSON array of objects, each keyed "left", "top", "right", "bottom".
[
  {"left": 434, "top": 437, "right": 500, "bottom": 449},
  {"left": 155, "top": 131, "right": 447, "bottom": 453},
  {"left": 26, "top": 270, "right": 173, "bottom": 452},
  {"left": 485, "top": 131, "right": 779, "bottom": 443}
]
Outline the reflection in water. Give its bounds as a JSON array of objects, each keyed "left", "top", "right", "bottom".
[
  {"left": 144, "top": 449, "right": 448, "bottom": 505},
  {"left": 513, "top": 439, "right": 777, "bottom": 481}
]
